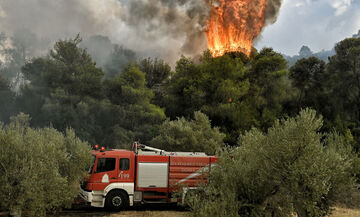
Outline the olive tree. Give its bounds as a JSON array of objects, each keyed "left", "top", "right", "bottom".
[
  {"left": 188, "top": 109, "right": 356, "bottom": 217},
  {"left": 0, "top": 113, "right": 92, "bottom": 216},
  {"left": 151, "top": 111, "right": 225, "bottom": 154}
]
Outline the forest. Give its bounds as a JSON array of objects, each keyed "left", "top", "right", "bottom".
[{"left": 0, "top": 33, "right": 360, "bottom": 217}]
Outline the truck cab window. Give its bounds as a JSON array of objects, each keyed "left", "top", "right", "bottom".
[
  {"left": 88, "top": 156, "right": 96, "bottom": 174},
  {"left": 119, "top": 158, "right": 129, "bottom": 170},
  {"left": 96, "top": 158, "right": 115, "bottom": 173}
]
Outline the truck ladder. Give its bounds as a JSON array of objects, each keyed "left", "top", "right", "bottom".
[{"left": 133, "top": 142, "right": 207, "bottom": 157}]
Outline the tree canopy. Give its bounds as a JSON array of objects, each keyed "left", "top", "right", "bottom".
[{"left": 16, "top": 36, "right": 165, "bottom": 147}]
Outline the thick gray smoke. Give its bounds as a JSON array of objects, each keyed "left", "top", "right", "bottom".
[
  {"left": 0, "top": 0, "right": 283, "bottom": 66},
  {"left": 265, "top": 0, "right": 283, "bottom": 25},
  {"left": 0, "top": 0, "right": 211, "bottom": 65},
  {"left": 121, "top": 0, "right": 210, "bottom": 55}
]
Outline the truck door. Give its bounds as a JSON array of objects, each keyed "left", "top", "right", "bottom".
[
  {"left": 117, "top": 156, "right": 134, "bottom": 183},
  {"left": 91, "top": 157, "right": 118, "bottom": 190}
]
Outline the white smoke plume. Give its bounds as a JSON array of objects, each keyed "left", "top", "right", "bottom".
[
  {"left": 0, "top": 34, "right": 13, "bottom": 64},
  {"left": 0, "top": 0, "right": 211, "bottom": 64}
]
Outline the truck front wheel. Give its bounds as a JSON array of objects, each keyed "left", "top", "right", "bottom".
[{"left": 105, "top": 190, "right": 129, "bottom": 211}]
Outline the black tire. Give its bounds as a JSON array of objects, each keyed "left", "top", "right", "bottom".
[{"left": 105, "top": 190, "right": 129, "bottom": 211}]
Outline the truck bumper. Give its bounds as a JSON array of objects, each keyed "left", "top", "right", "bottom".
[{"left": 79, "top": 187, "right": 105, "bottom": 208}]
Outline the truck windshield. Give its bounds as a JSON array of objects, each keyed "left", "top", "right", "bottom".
[{"left": 88, "top": 156, "right": 96, "bottom": 174}]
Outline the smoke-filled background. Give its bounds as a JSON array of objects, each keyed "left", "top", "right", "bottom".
[
  {"left": 0, "top": 0, "right": 211, "bottom": 66},
  {"left": 0, "top": 0, "right": 286, "bottom": 66},
  {"left": 1, "top": 0, "right": 358, "bottom": 67}
]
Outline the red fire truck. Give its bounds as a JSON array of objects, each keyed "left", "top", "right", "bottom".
[{"left": 79, "top": 143, "right": 217, "bottom": 210}]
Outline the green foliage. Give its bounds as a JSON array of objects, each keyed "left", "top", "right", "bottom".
[
  {"left": 248, "top": 48, "right": 290, "bottom": 131},
  {"left": 17, "top": 36, "right": 105, "bottom": 144},
  {"left": 289, "top": 38, "right": 360, "bottom": 152},
  {"left": 16, "top": 37, "right": 164, "bottom": 147},
  {"left": 139, "top": 58, "right": 171, "bottom": 89},
  {"left": 325, "top": 38, "right": 360, "bottom": 150},
  {"left": 138, "top": 58, "right": 172, "bottom": 106},
  {"left": 165, "top": 49, "right": 290, "bottom": 144},
  {"left": 0, "top": 75, "right": 15, "bottom": 122},
  {"left": 151, "top": 111, "right": 225, "bottom": 154},
  {"left": 290, "top": 57, "right": 326, "bottom": 109},
  {"left": 188, "top": 109, "right": 356, "bottom": 217},
  {"left": 103, "top": 64, "right": 166, "bottom": 147},
  {"left": 0, "top": 113, "right": 92, "bottom": 216}
]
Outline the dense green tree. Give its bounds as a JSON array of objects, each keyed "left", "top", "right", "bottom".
[
  {"left": 289, "top": 57, "right": 327, "bottom": 110},
  {"left": 188, "top": 109, "right": 356, "bottom": 217},
  {"left": 138, "top": 58, "right": 172, "bottom": 106},
  {"left": 0, "top": 113, "right": 91, "bottom": 217},
  {"left": 102, "top": 64, "right": 166, "bottom": 147},
  {"left": 165, "top": 52, "right": 250, "bottom": 144},
  {"left": 324, "top": 37, "right": 360, "bottom": 151},
  {"left": 151, "top": 111, "right": 225, "bottom": 154},
  {"left": 165, "top": 55, "right": 206, "bottom": 119},
  {"left": 247, "top": 48, "right": 290, "bottom": 131},
  {"left": 16, "top": 36, "right": 164, "bottom": 147},
  {"left": 165, "top": 49, "right": 290, "bottom": 144},
  {"left": 0, "top": 75, "right": 15, "bottom": 122},
  {"left": 21, "top": 35, "right": 104, "bottom": 99},
  {"left": 139, "top": 58, "right": 172, "bottom": 89},
  {"left": 17, "top": 36, "right": 105, "bottom": 142}
]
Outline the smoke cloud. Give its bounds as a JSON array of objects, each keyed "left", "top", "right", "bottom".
[
  {"left": 120, "top": 0, "right": 211, "bottom": 57},
  {"left": 0, "top": 0, "right": 212, "bottom": 64},
  {"left": 0, "top": 0, "right": 284, "bottom": 65},
  {"left": 265, "top": 0, "right": 283, "bottom": 24}
]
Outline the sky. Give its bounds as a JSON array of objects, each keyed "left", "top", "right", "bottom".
[{"left": 256, "top": 0, "right": 360, "bottom": 55}]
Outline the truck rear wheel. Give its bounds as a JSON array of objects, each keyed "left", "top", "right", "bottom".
[{"left": 105, "top": 190, "right": 129, "bottom": 211}]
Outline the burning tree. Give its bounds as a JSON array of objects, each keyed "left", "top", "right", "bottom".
[{"left": 205, "top": 0, "right": 283, "bottom": 57}]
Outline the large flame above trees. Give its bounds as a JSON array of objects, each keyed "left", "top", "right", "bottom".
[{"left": 205, "top": 0, "right": 268, "bottom": 57}]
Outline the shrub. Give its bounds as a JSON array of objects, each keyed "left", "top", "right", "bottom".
[
  {"left": 0, "top": 113, "right": 92, "bottom": 216},
  {"left": 188, "top": 109, "right": 356, "bottom": 217},
  {"left": 151, "top": 111, "right": 225, "bottom": 154}
]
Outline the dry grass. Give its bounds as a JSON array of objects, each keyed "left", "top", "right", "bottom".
[
  {"left": 329, "top": 207, "right": 360, "bottom": 217},
  {"left": 110, "top": 211, "right": 188, "bottom": 217},
  {"left": 59, "top": 192, "right": 360, "bottom": 217}
]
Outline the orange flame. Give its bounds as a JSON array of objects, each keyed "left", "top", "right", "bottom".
[{"left": 205, "top": 0, "right": 267, "bottom": 57}]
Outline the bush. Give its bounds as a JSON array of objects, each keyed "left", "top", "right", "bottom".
[
  {"left": 151, "top": 111, "right": 225, "bottom": 154},
  {"left": 187, "top": 109, "right": 357, "bottom": 217},
  {"left": 0, "top": 113, "right": 92, "bottom": 216}
]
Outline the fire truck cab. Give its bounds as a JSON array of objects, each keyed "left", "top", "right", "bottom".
[{"left": 79, "top": 143, "right": 217, "bottom": 210}]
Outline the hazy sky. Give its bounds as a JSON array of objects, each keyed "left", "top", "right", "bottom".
[{"left": 256, "top": 0, "right": 360, "bottom": 55}]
